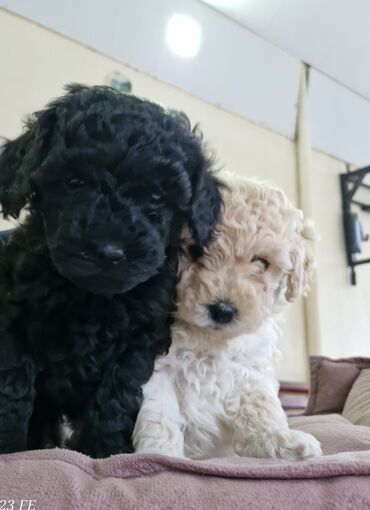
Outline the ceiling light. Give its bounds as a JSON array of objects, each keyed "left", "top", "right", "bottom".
[{"left": 166, "top": 14, "right": 202, "bottom": 59}]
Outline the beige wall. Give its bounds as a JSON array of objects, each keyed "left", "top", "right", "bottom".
[{"left": 5, "top": 9, "right": 369, "bottom": 382}]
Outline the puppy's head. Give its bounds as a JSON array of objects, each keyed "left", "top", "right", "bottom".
[
  {"left": 0, "top": 85, "right": 221, "bottom": 295},
  {"left": 177, "top": 177, "right": 316, "bottom": 340}
]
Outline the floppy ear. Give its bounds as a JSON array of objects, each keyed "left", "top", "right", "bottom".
[
  {"left": 0, "top": 108, "right": 57, "bottom": 219},
  {"left": 0, "top": 117, "right": 47, "bottom": 219},
  {"left": 0, "top": 84, "right": 88, "bottom": 219},
  {"left": 166, "top": 114, "right": 222, "bottom": 257},
  {"left": 0, "top": 123, "right": 37, "bottom": 218},
  {"left": 188, "top": 170, "right": 222, "bottom": 258},
  {"left": 285, "top": 220, "right": 317, "bottom": 302}
]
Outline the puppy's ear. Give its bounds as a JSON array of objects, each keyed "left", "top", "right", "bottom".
[
  {"left": 188, "top": 170, "right": 222, "bottom": 258},
  {"left": 0, "top": 84, "right": 88, "bottom": 219},
  {"left": 187, "top": 136, "right": 223, "bottom": 258},
  {"left": 285, "top": 220, "right": 317, "bottom": 302},
  {"left": 0, "top": 123, "right": 38, "bottom": 219},
  {"left": 0, "top": 110, "right": 56, "bottom": 219},
  {"left": 169, "top": 118, "right": 222, "bottom": 258}
]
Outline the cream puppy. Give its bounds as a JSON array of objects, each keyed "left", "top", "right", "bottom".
[{"left": 133, "top": 177, "right": 322, "bottom": 460}]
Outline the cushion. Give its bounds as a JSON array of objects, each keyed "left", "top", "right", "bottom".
[
  {"left": 342, "top": 368, "right": 370, "bottom": 426},
  {"left": 305, "top": 356, "right": 370, "bottom": 415},
  {"left": 289, "top": 413, "right": 370, "bottom": 455}
]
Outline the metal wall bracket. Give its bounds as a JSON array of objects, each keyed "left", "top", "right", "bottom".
[{"left": 340, "top": 166, "right": 370, "bottom": 285}]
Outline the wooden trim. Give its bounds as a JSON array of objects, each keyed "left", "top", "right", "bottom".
[
  {"left": 279, "top": 381, "right": 309, "bottom": 394},
  {"left": 278, "top": 381, "right": 309, "bottom": 412}
]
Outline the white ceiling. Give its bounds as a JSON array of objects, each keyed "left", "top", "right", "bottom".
[
  {"left": 203, "top": 0, "right": 370, "bottom": 101},
  {"left": 309, "top": 70, "right": 370, "bottom": 166},
  {"left": 0, "top": 0, "right": 300, "bottom": 138},
  {"left": 2, "top": 0, "right": 370, "bottom": 165}
]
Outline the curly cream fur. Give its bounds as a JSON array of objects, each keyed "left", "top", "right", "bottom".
[{"left": 133, "top": 177, "right": 322, "bottom": 460}]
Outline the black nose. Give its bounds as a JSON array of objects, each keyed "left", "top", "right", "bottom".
[
  {"left": 97, "top": 244, "right": 125, "bottom": 262},
  {"left": 208, "top": 301, "right": 237, "bottom": 325}
]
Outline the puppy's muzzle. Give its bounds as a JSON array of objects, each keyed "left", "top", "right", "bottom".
[{"left": 208, "top": 301, "right": 237, "bottom": 325}]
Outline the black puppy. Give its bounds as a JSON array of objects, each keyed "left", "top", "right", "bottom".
[{"left": 0, "top": 85, "right": 221, "bottom": 458}]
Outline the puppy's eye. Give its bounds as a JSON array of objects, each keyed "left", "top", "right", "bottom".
[
  {"left": 151, "top": 192, "right": 163, "bottom": 205},
  {"left": 67, "top": 178, "right": 85, "bottom": 189},
  {"left": 251, "top": 255, "right": 270, "bottom": 271}
]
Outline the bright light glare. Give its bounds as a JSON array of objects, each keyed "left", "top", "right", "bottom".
[
  {"left": 166, "top": 14, "right": 202, "bottom": 59},
  {"left": 205, "top": 0, "right": 246, "bottom": 7}
]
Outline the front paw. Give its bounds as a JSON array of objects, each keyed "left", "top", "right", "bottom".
[{"left": 235, "top": 429, "right": 322, "bottom": 460}]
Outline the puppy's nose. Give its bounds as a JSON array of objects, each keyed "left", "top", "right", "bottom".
[
  {"left": 208, "top": 301, "right": 237, "bottom": 325},
  {"left": 97, "top": 244, "right": 125, "bottom": 262}
]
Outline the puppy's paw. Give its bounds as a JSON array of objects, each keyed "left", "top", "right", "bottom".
[
  {"left": 235, "top": 429, "right": 322, "bottom": 460},
  {"left": 133, "top": 419, "right": 185, "bottom": 458},
  {"left": 271, "top": 429, "right": 322, "bottom": 460}
]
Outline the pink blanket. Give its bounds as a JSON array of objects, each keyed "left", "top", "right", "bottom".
[{"left": 1, "top": 415, "right": 370, "bottom": 510}]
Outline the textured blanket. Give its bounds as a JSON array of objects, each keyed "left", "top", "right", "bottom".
[{"left": 1, "top": 414, "right": 370, "bottom": 510}]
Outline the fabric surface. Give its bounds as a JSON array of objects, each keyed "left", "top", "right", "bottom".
[
  {"left": 343, "top": 368, "right": 370, "bottom": 426},
  {"left": 1, "top": 414, "right": 370, "bottom": 510},
  {"left": 305, "top": 355, "right": 370, "bottom": 414},
  {"left": 289, "top": 413, "right": 370, "bottom": 454}
]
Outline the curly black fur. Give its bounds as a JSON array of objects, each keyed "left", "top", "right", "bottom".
[{"left": 0, "top": 84, "right": 221, "bottom": 457}]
